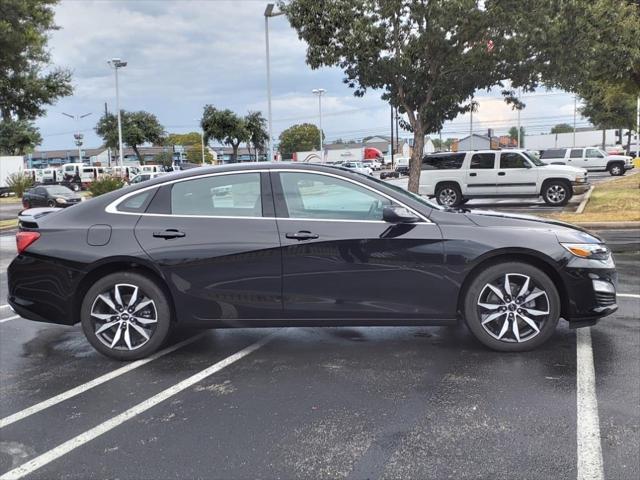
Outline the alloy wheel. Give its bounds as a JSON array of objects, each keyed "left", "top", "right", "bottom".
[
  {"left": 90, "top": 283, "right": 158, "bottom": 351},
  {"left": 477, "top": 273, "right": 550, "bottom": 343},
  {"left": 610, "top": 165, "right": 622, "bottom": 175},
  {"left": 438, "top": 188, "right": 458, "bottom": 206},
  {"left": 545, "top": 184, "right": 566, "bottom": 204}
]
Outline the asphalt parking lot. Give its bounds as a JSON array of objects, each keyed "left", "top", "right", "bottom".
[{"left": 0, "top": 232, "right": 638, "bottom": 479}]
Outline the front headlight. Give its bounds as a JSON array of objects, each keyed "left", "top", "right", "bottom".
[
  {"left": 574, "top": 176, "right": 587, "bottom": 184},
  {"left": 561, "top": 243, "right": 610, "bottom": 260},
  {"left": 55, "top": 197, "right": 67, "bottom": 204}
]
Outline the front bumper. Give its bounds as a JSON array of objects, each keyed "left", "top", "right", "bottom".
[
  {"left": 562, "top": 259, "right": 618, "bottom": 326},
  {"left": 624, "top": 163, "right": 634, "bottom": 171},
  {"left": 571, "top": 181, "right": 591, "bottom": 195}
]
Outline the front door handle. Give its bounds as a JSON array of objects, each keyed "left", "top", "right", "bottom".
[
  {"left": 286, "top": 231, "right": 319, "bottom": 241},
  {"left": 498, "top": 171, "right": 506, "bottom": 176},
  {"left": 153, "top": 229, "right": 185, "bottom": 239},
  {"left": 469, "top": 172, "right": 477, "bottom": 177}
]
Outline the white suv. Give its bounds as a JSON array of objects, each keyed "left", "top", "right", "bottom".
[
  {"left": 540, "top": 147, "right": 634, "bottom": 176},
  {"left": 419, "top": 150, "right": 589, "bottom": 207},
  {"left": 342, "top": 161, "right": 373, "bottom": 176}
]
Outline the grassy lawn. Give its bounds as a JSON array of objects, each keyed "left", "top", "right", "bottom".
[
  {"left": 544, "top": 172, "right": 640, "bottom": 223},
  {"left": 0, "top": 196, "right": 21, "bottom": 204}
]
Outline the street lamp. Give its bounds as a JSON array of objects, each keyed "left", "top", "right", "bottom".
[
  {"left": 62, "top": 112, "right": 92, "bottom": 163},
  {"left": 312, "top": 88, "right": 326, "bottom": 154},
  {"left": 107, "top": 58, "right": 127, "bottom": 166},
  {"left": 265, "top": 3, "right": 284, "bottom": 162}
]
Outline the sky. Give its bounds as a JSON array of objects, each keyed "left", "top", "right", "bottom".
[{"left": 36, "top": 0, "right": 591, "bottom": 151}]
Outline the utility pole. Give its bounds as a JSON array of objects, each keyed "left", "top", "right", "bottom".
[
  {"left": 470, "top": 105, "right": 474, "bottom": 150},
  {"left": 312, "top": 88, "right": 325, "bottom": 155},
  {"left": 390, "top": 105, "right": 394, "bottom": 168},
  {"left": 395, "top": 107, "right": 399, "bottom": 155},
  {"left": 201, "top": 131, "right": 206, "bottom": 164},
  {"left": 62, "top": 112, "right": 92, "bottom": 163},
  {"left": 636, "top": 95, "right": 639, "bottom": 158},
  {"left": 573, "top": 95, "right": 577, "bottom": 147},
  {"left": 108, "top": 58, "right": 127, "bottom": 166},
  {"left": 104, "top": 103, "right": 111, "bottom": 167},
  {"left": 264, "top": 4, "right": 284, "bottom": 162},
  {"left": 517, "top": 89, "right": 521, "bottom": 148}
]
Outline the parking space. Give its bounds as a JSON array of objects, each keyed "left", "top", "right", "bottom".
[{"left": 0, "top": 237, "right": 638, "bottom": 478}]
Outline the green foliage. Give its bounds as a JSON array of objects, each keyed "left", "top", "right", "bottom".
[
  {"left": 95, "top": 111, "right": 165, "bottom": 164},
  {"left": 283, "top": 0, "right": 638, "bottom": 192},
  {"left": 153, "top": 151, "right": 174, "bottom": 168},
  {"left": 200, "top": 106, "right": 249, "bottom": 162},
  {"left": 579, "top": 83, "right": 636, "bottom": 131},
  {"left": 550, "top": 124, "right": 575, "bottom": 134},
  {"left": 0, "top": 0, "right": 72, "bottom": 121},
  {"left": 0, "top": 119, "right": 42, "bottom": 154},
  {"left": 6, "top": 172, "right": 34, "bottom": 198},
  {"left": 245, "top": 111, "right": 269, "bottom": 161},
  {"left": 186, "top": 147, "right": 213, "bottom": 164},
  {"left": 165, "top": 132, "right": 202, "bottom": 146},
  {"left": 508, "top": 127, "right": 525, "bottom": 147},
  {"left": 278, "top": 123, "right": 323, "bottom": 158},
  {"left": 88, "top": 176, "right": 124, "bottom": 197},
  {"left": 432, "top": 137, "right": 455, "bottom": 151}
]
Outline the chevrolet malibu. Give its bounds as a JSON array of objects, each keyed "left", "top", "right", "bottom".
[{"left": 8, "top": 163, "right": 617, "bottom": 360}]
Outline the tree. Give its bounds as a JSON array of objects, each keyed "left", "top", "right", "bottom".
[
  {"left": 283, "top": 0, "right": 637, "bottom": 192},
  {"left": 0, "top": 0, "right": 72, "bottom": 122},
  {"left": 508, "top": 126, "right": 525, "bottom": 147},
  {"left": 186, "top": 146, "right": 214, "bottom": 164},
  {"left": 550, "top": 124, "right": 575, "bottom": 134},
  {"left": 245, "top": 111, "right": 269, "bottom": 161},
  {"left": 153, "top": 150, "right": 174, "bottom": 169},
  {"left": 95, "top": 110, "right": 165, "bottom": 164},
  {"left": 5, "top": 172, "right": 34, "bottom": 198},
  {"left": 0, "top": 118, "right": 42, "bottom": 155},
  {"left": 278, "top": 123, "right": 323, "bottom": 158},
  {"left": 165, "top": 132, "right": 203, "bottom": 146},
  {"left": 201, "top": 107, "right": 248, "bottom": 162}
]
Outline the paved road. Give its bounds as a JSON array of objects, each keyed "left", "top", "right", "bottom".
[
  {"left": 0, "top": 203, "right": 22, "bottom": 222},
  {"left": 0, "top": 240, "right": 637, "bottom": 479}
]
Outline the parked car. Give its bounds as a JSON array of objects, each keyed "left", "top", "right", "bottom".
[
  {"left": 395, "top": 157, "right": 410, "bottom": 175},
  {"left": 128, "top": 172, "right": 167, "bottom": 185},
  {"left": 420, "top": 149, "right": 589, "bottom": 207},
  {"left": 342, "top": 161, "right": 373, "bottom": 175},
  {"left": 8, "top": 163, "right": 617, "bottom": 360},
  {"left": 362, "top": 159, "right": 382, "bottom": 171},
  {"left": 22, "top": 185, "right": 82, "bottom": 209},
  {"left": 539, "top": 147, "right": 634, "bottom": 176}
]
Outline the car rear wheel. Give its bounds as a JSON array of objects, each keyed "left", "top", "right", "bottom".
[
  {"left": 47, "top": 200, "right": 55, "bottom": 207},
  {"left": 463, "top": 262, "right": 560, "bottom": 351},
  {"left": 608, "top": 163, "right": 624, "bottom": 176},
  {"left": 81, "top": 272, "right": 172, "bottom": 360},
  {"left": 542, "top": 180, "right": 571, "bottom": 206},
  {"left": 435, "top": 183, "right": 462, "bottom": 207}
]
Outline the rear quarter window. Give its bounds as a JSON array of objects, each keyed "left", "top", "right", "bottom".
[
  {"left": 422, "top": 153, "right": 466, "bottom": 170},
  {"left": 540, "top": 149, "right": 567, "bottom": 159}
]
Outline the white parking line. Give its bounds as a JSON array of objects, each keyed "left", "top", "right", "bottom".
[
  {"left": 0, "top": 332, "right": 276, "bottom": 480},
  {"left": 576, "top": 328, "right": 604, "bottom": 480},
  {"left": 0, "top": 333, "right": 207, "bottom": 429},
  {"left": 617, "top": 293, "right": 640, "bottom": 299},
  {"left": 0, "top": 315, "right": 19, "bottom": 324}
]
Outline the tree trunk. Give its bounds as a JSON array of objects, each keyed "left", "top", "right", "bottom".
[
  {"left": 407, "top": 122, "right": 425, "bottom": 193},
  {"left": 132, "top": 145, "right": 143, "bottom": 165},
  {"left": 232, "top": 142, "right": 239, "bottom": 163}
]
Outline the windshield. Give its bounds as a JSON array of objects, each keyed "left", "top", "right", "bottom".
[{"left": 524, "top": 151, "right": 546, "bottom": 166}]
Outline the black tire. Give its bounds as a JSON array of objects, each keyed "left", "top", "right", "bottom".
[
  {"left": 463, "top": 262, "right": 560, "bottom": 352},
  {"left": 81, "top": 271, "right": 172, "bottom": 360},
  {"left": 47, "top": 199, "right": 56, "bottom": 207},
  {"left": 435, "top": 183, "right": 463, "bottom": 207},
  {"left": 542, "top": 180, "right": 571, "bottom": 206},
  {"left": 608, "top": 162, "right": 624, "bottom": 176}
]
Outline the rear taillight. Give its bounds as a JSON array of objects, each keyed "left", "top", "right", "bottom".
[{"left": 16, "top": 231, "right": 40, "bottom": 254}]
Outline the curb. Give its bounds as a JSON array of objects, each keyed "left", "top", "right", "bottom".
[
  {"left": 575, "top": 186, "right": 594, "bottom": 214},
  {"left": 574, "top": 222, "right": 640, "bottom": 230}
]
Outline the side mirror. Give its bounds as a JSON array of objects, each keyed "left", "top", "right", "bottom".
[{"left": 383, "top": 206, "right": 419, "bottom": 224}]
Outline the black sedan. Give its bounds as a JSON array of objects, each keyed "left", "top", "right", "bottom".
[
  {"left": 22, "top": 184, "right": 82, "bottom": 209},
  {"left": 8, "top": 163, "right": 617, "bottom": 360}
]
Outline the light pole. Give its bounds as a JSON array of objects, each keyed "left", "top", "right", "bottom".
[
  {"left": 62, "top": 112, "right": 91, "bottom": 162},
  {"left": 265, "top": 4, "right": 284, "bottom": 162},
  {"left": 108, "top": 58, "right": 127, "bottom": 166},
  {"left": 312, "top": 88, "right": 325, "bottom": 155}
]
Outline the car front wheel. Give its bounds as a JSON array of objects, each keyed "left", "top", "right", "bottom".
[
  {"left": 81, "top": 271, "right": 172, "bottom": 360},
  {"left": 542, "top": 181, "right": 571, "bottom": 206},
  {"left": 463, "top": 262, "right": 560, "bottom": 351},
  {"left": 608, "top": 163, "right": 624, "bottom": 176}
]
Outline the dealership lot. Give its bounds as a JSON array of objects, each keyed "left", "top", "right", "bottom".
[{"left": 0, "top": 233, "right": 638, "bottom": 479}]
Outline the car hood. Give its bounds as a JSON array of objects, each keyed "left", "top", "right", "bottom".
[
  {"left": 607, "top": 154, "right": 632, "bottom": 161},
  {"left": 539, "top": 164, "right": 586, "bottom": 174},
  {"left": 463, "top": 209, "right": 603, "bottom": 243}
]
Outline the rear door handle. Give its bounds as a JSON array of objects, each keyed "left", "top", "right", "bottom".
[
  {"left": 153, "top": 229, "right": 185, "bottom": 239},
  {"left": 498, "top": 171, "right": 506, "bottom": 176},
  {"left": 286, "top": 231, "right": 319, "bottom": 241}
]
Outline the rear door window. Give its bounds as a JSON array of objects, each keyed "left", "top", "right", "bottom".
[
  {"left": 540, "top": 149, "right": 567, "bottom": 159},
  {"left": 470, "top": 153, "right": 496, "bottom": 169},
  {"left": 170, "top": 173, "right": 262, "bottom": 217},
  {"left": 570, "top": 149, "right": 583, "bottom": 158}
]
